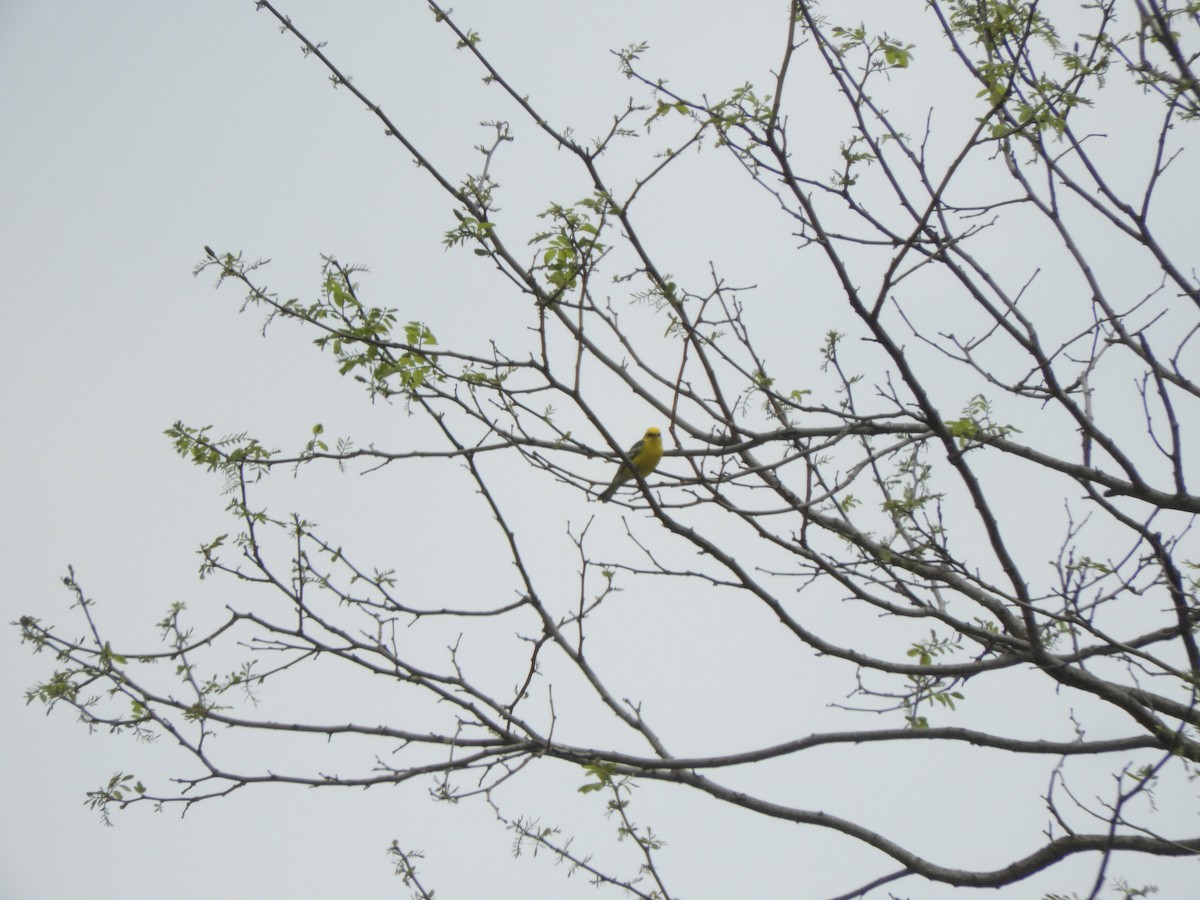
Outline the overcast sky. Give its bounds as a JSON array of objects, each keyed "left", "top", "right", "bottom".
[{"left": 2, "top": 3, "right": 1196, "bottom": 898}]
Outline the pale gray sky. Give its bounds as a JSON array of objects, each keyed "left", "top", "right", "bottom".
[{"left": 2, "top": 3, "right": 1196, "bottom": 898}]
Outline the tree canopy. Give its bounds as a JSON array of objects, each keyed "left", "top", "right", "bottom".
[{"left": 18, "top": 2, "right": 1200, "bottom": 897}]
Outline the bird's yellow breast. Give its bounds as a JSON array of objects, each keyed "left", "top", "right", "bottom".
[{"left": 634, "top": 428, "right": 663, "bottom": 476}]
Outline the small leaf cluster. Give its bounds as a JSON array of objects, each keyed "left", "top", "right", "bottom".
[
  {"left": 443, "top": 209, "right": 496, "bottom": 253},
  {"left": 904, "top": 632, "right": 967, "bottom": 729},
  {"left": 830, "top": 24, "right": 915, "bottom": 70},
  {"left": 166, "top": 423, "right": 274, "bottom": 475},
  {"left": 528, "top": 199, "right": 608, "bottom": 297},
  {"left": 944, "top": 394, "right": 1021, "bottom": 447},
  {"left": 87, "top": 772, "right": 147, "bottom": 826}
]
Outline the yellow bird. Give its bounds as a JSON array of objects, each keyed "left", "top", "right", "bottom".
[{"left": 598, "top": 427, "right": 664, "bottom": 502}]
